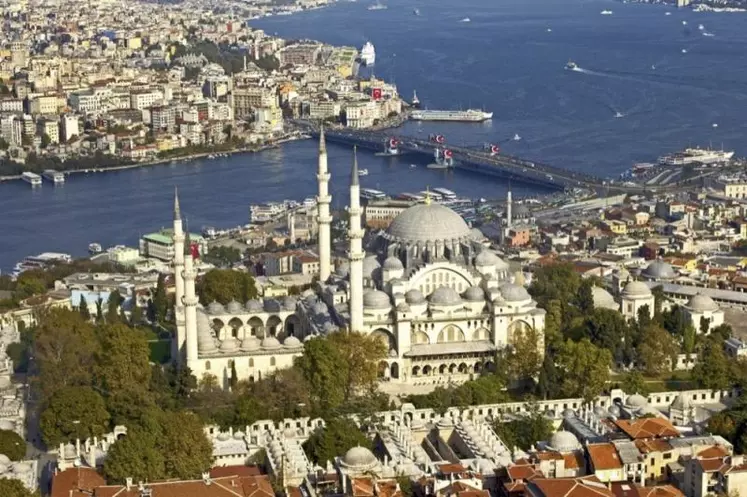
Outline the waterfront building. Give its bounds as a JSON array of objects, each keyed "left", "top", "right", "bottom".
[{"left": 172, "top": 136, "right": 545, "bottom": 388}]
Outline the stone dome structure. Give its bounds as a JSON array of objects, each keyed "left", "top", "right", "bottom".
[
  {"left": 208, "top": 301, "right": 225, "bottom": 314},
  {"left": 384, "top": 203, "right": 471, "bottom": 244},
  {"left": 463, "top": 286, "right": 485, "bottom": 302},
  {"left": 245, "top": 299, "right": 263, "bottom": 312},
  {"left": 499, "top": 283, "right": 531, "bottom": 303},
  {"left": 549, "top": 431, "right": 581, "bottom": 453},
  {"left": 405, "top": 289, "right": 426, "bottom": 305},
  {"left": 592, "top": 286, "right": 618, "bottom": 310},
  {"left": 383, "top": 256, "right": 404, "bottom": 270},
  {"left": 622, "top": 281, "right": 652, "bottom": 298},
  {"left": 363, "top": 290, "right": 391, "bottom": 309},
  {"left": 340, "top": 446, "right": 378, "bottom": 470},
  {"left": 430, "top": 286, "right": 462, "bottom": 306},
  {"left": 226, "top": 300, "right": 243, "bottom": 313},
  {"left": 261, "top": 336, "right": 281, "bottom": 350},
  {"left": 642, "top": 260, "right": 676, "bottom": 281},
  {"left": 686, "top": 294, "right": 719, "bottom": 312}
]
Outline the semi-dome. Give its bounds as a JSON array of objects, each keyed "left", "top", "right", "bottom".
[
  {"left": 463, "top": 286, "right": 485, "bottom": 302},
  {"left": 405, "top": 289, "right": 426, "bottom": 305},
  {"left": 642, "top": 260, "right": 676, "bottom": 280},
  {"left": 226, "top": 300, "right": 243, "bottom": 313},
  {"left": 429, "top": 286, "right": 462, "bottom": 306},
  {"left": 499, "top": 283, "right": 531, "bottom": 302},
  {"left": 284, "top": 336, "right": 302, "bottom": 348},
  {"left": 687, "top": 294, "right": 719, "bottom": 312},
  {"left": 245, "top": 299, "right": 263, "bottom": 312},
  {"left": 549, "top": 431, "right": 581, "bottom": 453},
  {"left": 622, "top": 281, "right": 652, "bottom": 298},
  {"left": 261, "top": 336, "right": 281, "bottom": 349},
  {"left": 208, "top": 301, "right": 225, "bottom": 314},
  {"left": 219, "top": 336, "right": 240, "bottom": 352},
  {"left": 241, "top": 336, "right": 261, "bottom": 351},
  {"left": 341, "top": 446, "right": 378, "bottom": 469},
  {"left": 364, "top": 290, "right": 392, "bottom": 309},
  {"left": 383, "top": 256, "right": 404, "bottom": 271},
  {"left": 475, "top": 250, "right": 501, "bottom": 267},
  {"left": 626, "top": 393, "right": 648, "bottom": 409},
  {"left": 362, "top": 255, "right": 381, "bottom": 279},
  {"left": 385, "top": 203, "right": 471, "bottom": 244},
  {"left": 592, "top": 286, "right": 618, "bottom": 310}
]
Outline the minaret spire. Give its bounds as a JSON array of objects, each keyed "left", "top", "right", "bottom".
[
  {"left": 316, "top": 128, "right": 332, "bottom": 282},
  {"left": 348, "top": 146, "right": 364, "bottom": 332}
]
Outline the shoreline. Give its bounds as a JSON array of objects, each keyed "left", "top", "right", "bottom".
[{"left": 0, "top": 134, "right": 312, "bottom": 184}]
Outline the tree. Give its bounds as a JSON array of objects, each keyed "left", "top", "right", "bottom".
[
  {"left": 197, "top": 269, "right": 258, "bottom": 305},
  {"left": 504, "top": 326, "right": 544, "bottom": 382},
  {"left": 493, "top": 405, "right": 554, "bottom": 451},
  {"left": 621, "top": 371, "right": 649, "bottom": 396},
  {"left": 153, "top": 273, "right": 168, "bottom": 322},
  {"left": 557, "top": 339, "right": 612, "bottom": 402},
  {"left": 33, "top": 308, "right": 99, "bottom": 398},
  {"left": 78, "top": 294, "right": 91, "bottom": 321},
  {"left": 302, "top": 417, "right": 369, "bottom": 465},
  {"left": 0, "top": 430, "right": 25, "bottom": 461},
  {"left": 0, "top": 478, "right": 34, "bottom": 497},
  {"left": 637, "top": 324, "right": 679, "bottom": 375},
  {"left": 691, "top": 337, "right": 733, "bottom": 390},
  {"left": 40, "top": 386, "right": 110, "bottom": 446}
]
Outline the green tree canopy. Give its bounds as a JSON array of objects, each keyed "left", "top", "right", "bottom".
[
  {"left": 197, "top": 269, "right": 259, "bottom": 305},
  {"left": 557, "top": 339, "right": 612, "bottom": 401},
  {"left": 0, "top": 430, "right": 25, "bottom": 461},
  {"left": 302, "top": 417, "right": 369, "bottom": 465},
  {"left": 40, "top": 386, "right": 110, "bottom": 446}
]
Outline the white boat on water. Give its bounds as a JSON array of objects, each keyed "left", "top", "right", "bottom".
[{"left": 360, "top": 41, "right": 376, "bottom": 65}]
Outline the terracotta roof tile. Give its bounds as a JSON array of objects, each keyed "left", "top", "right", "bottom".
[{"left": 587, "top": 443, "right": 623, "bottom": 471}]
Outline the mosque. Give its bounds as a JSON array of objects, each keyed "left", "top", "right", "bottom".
[{"left": 171, "top": 131, "right": 546, "bottom": 389}]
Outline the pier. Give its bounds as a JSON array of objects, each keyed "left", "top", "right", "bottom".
[{"left": 298, "top": 123, "right": 669, "bottom": 193}]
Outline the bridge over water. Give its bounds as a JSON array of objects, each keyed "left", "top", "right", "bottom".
[{"left": 299, "top": 123, "right": 666, "bottom": 194}]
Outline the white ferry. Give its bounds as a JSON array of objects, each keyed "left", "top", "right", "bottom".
[
  {"left": 42, "top": 170, "right": 65, "bottom": 184},
  {"left": 360, "top": 188, "right": 386, "bottom": 200},
  {"left": 21, "top": 172, "right": 42, "bottom": 186},
  {"left": 410, "top": 109, "right": 493, "bottom": 122},
  {"left": 658, "top": 147, "right": 735, "bottom": 166}
]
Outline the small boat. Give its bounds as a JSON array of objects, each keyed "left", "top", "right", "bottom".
[
  {"left": 513, "top": 133, "right": 522, "bottom": 141},
  {"left": 359, "top": 168, "right": 369, "bottom": 176},
  {"left": 459, "top": 17, "right": 471, "bottom": 22},
  {"left": 88, "top": 243, "right": 103, "bottom": 254}
]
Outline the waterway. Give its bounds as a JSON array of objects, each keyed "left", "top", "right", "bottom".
[{"left": 2, "top": 0, "right": 747, "bottom": 271}]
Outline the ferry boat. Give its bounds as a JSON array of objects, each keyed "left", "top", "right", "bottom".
[
  {"left": 88, "top": 243, "right": 103, "bottom": 254},
  {"left": 360, "top": 188, "right": 386, "bottom": 200},
  {"left": 42, "top": 170, "right": 65, "bottom": 184},
  {"left": 410, "top": 109, "right": 492, "bottom": 122},
  {"left": 21, "top": 172, "right": 42, "bottom": 186},
  {"left": 658, "top": 147, "right": 735, "bottom": 166},
  {"left": 360, "top": 42, "right": 376, "bottom": 65},
  {"left": 432, "top": 187, "right": 457, "bottom": 200}
]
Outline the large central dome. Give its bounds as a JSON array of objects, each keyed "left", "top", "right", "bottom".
[{"left": 385, "top": 203, "right": 471, "bottom": 244}]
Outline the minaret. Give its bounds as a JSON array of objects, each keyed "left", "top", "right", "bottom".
[
  {"left": 173, "top": 188, "right": 186, "bottom": 359},
  {"left": 183, "top": 230, "right": 199, "bottom": 370},
  {"left": 317, "top": 128, "right": 332, "bottom": 282},
  {"left": 348, "top": 147, "right": 364, "bottom": 332}
]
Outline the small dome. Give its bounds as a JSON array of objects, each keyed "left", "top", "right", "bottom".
[
  {"left": 364, "top": 290, "right": 392, "bottom": 309},
  {"left": 241, "top": 336, "right": 261, "bottom": 351},
  {"left": 463, "top": 286, "right": 485, "bottom": 302},
  {"left": 284, "top": 336, "right": 302, "bottom": 348},
  {"left": 626, "top": 393, "right": 648, "bottom": 409},
  {"left": 475, "top": 250, "right": 500, "bottom": 267},
  {"left": 219, "top": 336, "right": 240, "bottom": 352},
  {"left": 383, "top": 256, "right": 404, "bottom": 271},
  {"left": 245, "top": 299, "right": 263, "bottom": 312},
  {"left": 226, "top": 300, "right": 243, "bottom": 313},
  {"left": 261, "top": 336, "right": 282, "bottom": 349},
  {"left": 429, "top": 286, "right": 462, "bottom": 306},
  {"left": 335, "top": 261, "right": 350, "bottom": 277},
  {"left": 341, "top": 446, "right": 378, "bottom": 469},
  {"left": 642, "top": 260, "right": 676, "bottom": 280},
  {"left": 363, "top": 255, "right": 381, "bottom": 279},
  {"left": 499, "top": 283, "right": 531, "bottom": 302},
  {"left": 405, "top": 289, "right": 426, "bottom": 305},
  {"left": 283, "top": 296, "right": 298, "bottom": 311},
  {"left": 207, "top": 301, "right": 225, "bottom": 314},
  {"left": 687, "top": 294, "right": 719, "bottom": 312},
  {"left": 592, "top": 286, "right": 618, "bottom": 310},
  {"left": 549, "top": 431, "right": 581, "bottom": 453},
  {"left": 622, "top": 281, "right": 652, "bottom": 298}
]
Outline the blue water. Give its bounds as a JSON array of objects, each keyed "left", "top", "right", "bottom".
[{"left": 2, "top": 0, "right": 747, "bottom": 271}]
